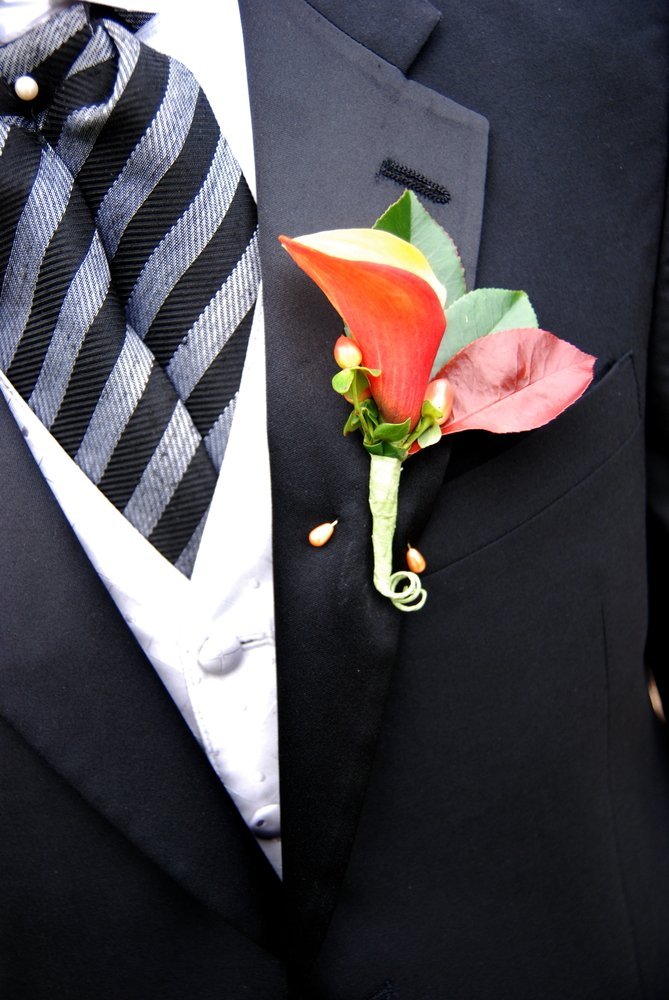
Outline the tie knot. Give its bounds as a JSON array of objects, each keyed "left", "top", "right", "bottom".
[
  {"left": 0, "top": 6, "right": 172, "bottom": 185},
  {"left": 0, "top": 4, "right": 152, "bottom": 120},
  {"left": 0, "top": 6, "right": 93, "bottom": 114}
]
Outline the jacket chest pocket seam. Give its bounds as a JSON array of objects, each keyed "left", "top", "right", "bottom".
[{"left": 420, "top": 352, "right": 642, "bottom": 578}]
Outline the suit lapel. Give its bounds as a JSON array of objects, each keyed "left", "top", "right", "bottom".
[
  {"left": 0, "top": 396, "right": 283, "bottom": 952},
  {"left": 240, "top": 0, "right": 489, "bottom": 962}
]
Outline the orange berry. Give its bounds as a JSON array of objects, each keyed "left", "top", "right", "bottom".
[
  {"left": 424, "top": 377, "right": 454, "bottom": 424},
  {"left": 406, "top": 545, "right": 426, "bottom": 574},
  {"left": 308, "top": 520, "right": 338, "bottom": 547}
]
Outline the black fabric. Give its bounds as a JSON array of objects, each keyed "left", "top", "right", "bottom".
[
  {"left": 1, "top": 0, "right": 669, "bottom": 997},
  {"left": 306, "top": 0, "right": 441, "bottom": 72},
  {"left": 241, "top": 0, "right": 485, "bottom": 961},
  {"left": 0, "top": 716, "right": 286, "bottom": 1000},
  {"left": 646, "top": 171, "right": 669, "bottom": 710},
  {"left": 244, "top": 0, "right": 669, "bottom": 993}
]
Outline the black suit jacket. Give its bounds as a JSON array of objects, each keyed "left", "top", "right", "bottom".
[{"left": 1, "top": 1, "right": 668, "bottom": 997}]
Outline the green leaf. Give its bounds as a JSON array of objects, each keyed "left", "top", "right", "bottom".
[
  {"left": 385, "top": 443, "right": 408, "bottom": 461},
  {"left": 349, "top": 367, "right": 370, "bottom": 399},
  {"left": 374, "top": 190, "right": 466, "bottom": 306},
  {"left": 365, "top": 441, "right": 407, "bottom": 460},
  {"left": 373, "top": 418, "right": 411, "bottom": 443},
  {"left": 342, "top": 410, "right": 361, "bottom": 436},
  {"left": 416, "top": 423, "right": 443, "bottom": 449},
  {"left": 432, "top": 288, "right": 539, "bottom": 377},
  {"left": 421, "top": 399, "right": 443, "bottom": 422},
  {"left": 360, "top": 398, "right": 379, "bottom": 423},
  {"left": 405, "top": 414, "right": 433, "bottom": 449},
  {"left": 332, "top": 368, "right": 355, "bottom": 394}
]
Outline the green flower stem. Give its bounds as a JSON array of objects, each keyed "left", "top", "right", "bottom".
[
  {"left": 368, "top": 454, "right": 427, "bottom": 612},
  {"left": 350, "top": 369, "right": 371, "bottom": 438}
]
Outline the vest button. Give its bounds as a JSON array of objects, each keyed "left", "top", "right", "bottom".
[
  {"left": 197, "top": 635, "right": 243, "bottom": 674},
  {"left": 250, "top": 803, "right": 281, "bottom": 839}
]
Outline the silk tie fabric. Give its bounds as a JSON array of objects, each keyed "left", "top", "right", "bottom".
[{"left": 0, "top": 4, "right": 260, "bottom": 576}]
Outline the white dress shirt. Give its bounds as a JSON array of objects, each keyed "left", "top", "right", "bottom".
[
  {"left": 0, "top": 0, "right": 281, "bottom": 874},
  {"left": 0, "top": 0, "right": 69, "bottom": 42}
]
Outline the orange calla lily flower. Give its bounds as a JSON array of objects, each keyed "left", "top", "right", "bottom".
[{"left": 279, "top": 229, "right": 446, "bottom": 428}]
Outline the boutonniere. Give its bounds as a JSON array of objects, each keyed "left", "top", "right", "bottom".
[{"left": 279, "top": 192, "right": 596, "bottom": 612}]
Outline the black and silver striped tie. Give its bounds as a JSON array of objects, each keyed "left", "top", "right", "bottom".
[{"left": 0, "top": 5, "right": 259, "bottom": 576}]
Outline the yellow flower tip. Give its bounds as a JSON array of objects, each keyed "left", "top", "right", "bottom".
[
  {"left": 288, "top": 228, "right": 447, "bottom": 307},
  {"left": 406, "top": 545, "right": 426, "bottom": 574},
  {"left": 308, "top": 520, "right": 338, "bottom": 547}
]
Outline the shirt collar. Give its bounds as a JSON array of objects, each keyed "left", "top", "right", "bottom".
[{"left": 0, "top": 0, "right": 161, "bottom": 44}]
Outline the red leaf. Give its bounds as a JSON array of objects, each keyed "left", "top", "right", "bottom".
[
  {"left": 279, "top": 235, "right": 446, "bottom": 427},
  {"left": 436, "top": 328, "right": 595, "bottom": 435}
]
